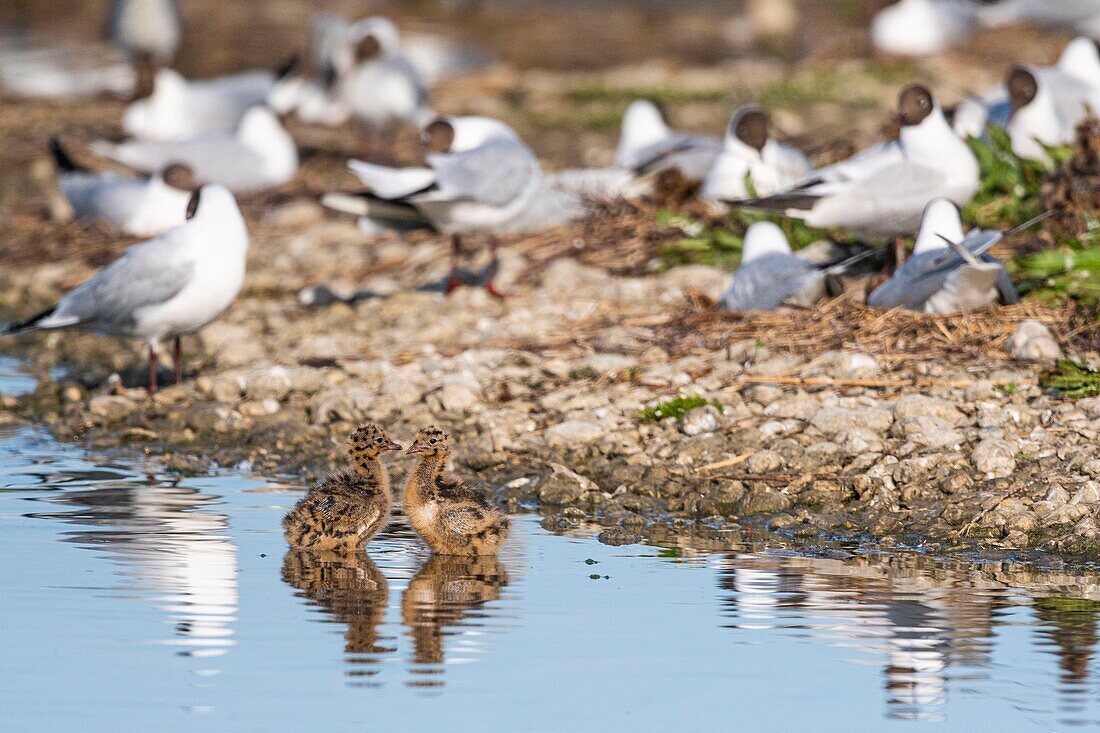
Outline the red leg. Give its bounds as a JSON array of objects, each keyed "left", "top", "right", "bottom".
[
  {"left": 148, "top": 345, "right": 159, "bottom": 394},
  {"left": 174, "top": 336, "right": 183, "bottom": 386},
  {"left": 485, "top": 235, "right": 504, "bottom": 299},
  {"left": 447, "top": 234, "right": 463, "bottom": 293}
]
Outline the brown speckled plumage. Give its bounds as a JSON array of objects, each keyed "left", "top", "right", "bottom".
[
  {"left": 283, "top": 424, "right": 402, "bottom": 551},
  {"left": 404, "top": 426, "right": 510, "bottom": 556}
]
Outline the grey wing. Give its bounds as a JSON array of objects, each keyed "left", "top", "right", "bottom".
[
  {"left": 424, "top": 140, "right": 538, "bottom": 206},
  {"left": 53, "top": 232, "right": 194, "bottom": 328},
  {"left": 720, "top": 255, "right": 824, "bottom": 312},
  {"left": 867, "top": 252, "right": 952, "bottom": 310}
]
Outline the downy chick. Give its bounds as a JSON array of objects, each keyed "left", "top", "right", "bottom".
[
  {"left": 403, "top": 426, "right": 509, "bottom": 556},
  {"left": 283, "top": 424, "right": 402, "bottom": 551}
]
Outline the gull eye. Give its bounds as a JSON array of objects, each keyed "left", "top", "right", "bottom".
[{"left": 429, "top": 438, "right": 437, "bottom": 445}]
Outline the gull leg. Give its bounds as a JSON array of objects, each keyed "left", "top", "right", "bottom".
[
  {"left": 485, "top": 235, "right": 505, "bottom": 299},
  {"left": 148, "top": 341, "right": 160, "bottom": 394},
  {"left": 174, "top": 336, "right": 183, "bottom": 386},
  {"left": 447, "top": 234, "right": 463, "bottom": 293},
  {"left": 893, "top": 236, "right": 908, "bottom": 270}
]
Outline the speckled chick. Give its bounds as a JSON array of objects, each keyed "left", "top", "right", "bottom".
[
  {"left": 283, "top": 424, "right": 402, "bottom": 551},
  {"left": 403, "top": 426, "right": 510, "bottom": 556}
]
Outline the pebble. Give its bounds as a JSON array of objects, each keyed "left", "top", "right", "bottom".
[{"left": 972, "top": 438, "right": 1017, "bottom": 478}]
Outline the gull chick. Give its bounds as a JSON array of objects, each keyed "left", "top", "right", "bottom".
[
  {"left": 3, "top": 184, "right": 248, "bottom": 392},
  {"left": 735, "top": 85, "right": 979, "bottom": 240},
  {"left": 867, "top": 198, "right": 1019, "bottom": 313},
  {"left": 282, "top": 424, "right": 402, "bottom": 552},
  {"left": 92, "top": 106, "right": 299, "bottom": 193},
  {"left": 615, "top": 99, "right": 721, "bottom": 181},
  {"left": 52, "top": 139, "right": 193, "bottom": 236},
  {"left": 329, "top": 115, "right": 582, "bottom": 295},
  {"left": 719, "top": 222, "right": 826, "bottom": 312},
  {"left": 700, "top": 106, "right": 813, "bottom": 208},
  {"left": 404, "top": 426, "right": 509, "bottom": 556}
]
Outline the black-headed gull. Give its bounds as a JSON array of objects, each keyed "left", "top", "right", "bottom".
[
  {"left": 1005, "top": 43, "right": 1100, "bottom": 160},
  {"left": 951, "top": 37, "right": 1100, "bottom": 140},
  {"left": 52, "top": 138, "right": 193, "bottom": 236},
  {"left": 734, "top": 85, "right": 979, "bottom": 240},
  {"left": 107, "top": 0, "right": 182, "bottom": 64},
  {"left": 3, "top": 185, "right": 248, "bottom": 392},
  {"left": 719, "top": 221, "right": 826, "bottom": 311},
  {"left": 123, "top": 67, "right": 277, "bottom": 141},
  {"left": 614, "top": 99, "right": 722, "bottom": 181},
  {"left": 872, "top": 0, "right": 976, "bottom": 57},
  {"left": 341, "top": 17, "right": 432, "bottom": 129},
  {"left": 92, "top": 106, "right": 299, "bottom": 193},
  {"left": 700, "top": 106, "right": 813, "bottom": 208},
  {"left": 326, "top": 116, "right": 583, "bottom": 295},
  {"left": 867, "top": 198, "right": 1019, "bottom": 313}
]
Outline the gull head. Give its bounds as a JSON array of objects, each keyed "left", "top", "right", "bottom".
[
  {"left": 348, "top": 423, "right": 403, "bottom": 460},
  {"left": 896, "top": 84, "right": 935, "bottom": 128},
  {"left": 406, "top": 426, "right": 450, "bottom": 457},
  {"left": 913, "top": 197, "right": 964, "bottom": 255},
  {"left": 728, "top": 106, "right": 770, "bottom": 153},
  {"left": 351, "top": 17, "right": 401, "bottom": 61},
  {"left": 1006, "top": 66, "right": 1039, "bottom": 115},
  {"left": 422, "top": 116, "right": 519, "bottom": 153},
  {"left": 161, "top": 163, "right": 196, "bottom": 193},
  {"left": 185, "top": 185, "right": 243, "bottom": 226},
  {"left": 741, "top": 221, "right": 792, "bottom": 263}
]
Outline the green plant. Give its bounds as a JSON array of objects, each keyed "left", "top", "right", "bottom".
[
  {"left": 639, "top": 395, "right": 721, "bottom": 421},
  {"left": 964, "top": 126, "right": 1071, "bottom": 231},
  {"left": 995, "top": 381, "right": 1018, "bottom": 396},
  {"left": 1039, "top": 360, "right": 1100, "bottom": 398},
  {"left": 1011, "top": 246, "right": 1100, "bottom": 305}
]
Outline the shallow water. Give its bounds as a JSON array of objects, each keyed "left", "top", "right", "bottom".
[{"left": 4, "top": 365, "right": 1100, "bottom": 731}]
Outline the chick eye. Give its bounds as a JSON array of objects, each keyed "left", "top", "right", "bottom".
[{"left": 429, "top": 438, "right": 437, "bottom": 444}]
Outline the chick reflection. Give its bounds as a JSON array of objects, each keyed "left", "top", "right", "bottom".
[
  {"left": 281, "top": 549, "right": 394, "bottom": 681},
  {"left": 401, "top": 555, "right": 509, "bottom": 687}
]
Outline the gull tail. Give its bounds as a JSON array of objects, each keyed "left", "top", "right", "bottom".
[
  {"left": 3, "top": 305, "right": 58, "bottom": 335},
  {"left": 346, "top": 160, "right": 435, "bottom": 200}
]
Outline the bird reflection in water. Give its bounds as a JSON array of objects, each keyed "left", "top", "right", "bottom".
[
  {"left": 29, "top": 482, "right": 238, "bottom": 659},
  {"left": 280, "top": 549, "right": 395, "bottom": 685},
  {"left": 401, "top": 554, "right": 509, "bottom": 688}
]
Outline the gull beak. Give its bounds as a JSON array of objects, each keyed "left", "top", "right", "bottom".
[
  {"left": 406, "top": 443, "right": 425, "bottom": 455},
  {"left": 383, "top": 441, "right": 403, "bottom": 452}
]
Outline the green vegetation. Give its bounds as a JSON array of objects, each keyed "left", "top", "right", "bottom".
[
  {"left": 995, "top": 381, "right": 1018, "bottom": 396},
  {"left": 654, "top": 209, "right": 841, "bottom": 269},
  {"left": 964, "top": 126, "right": 1070, "bottom": 231},
  {"left": 1039, "top": 360, "right": 1100, "bottom": 398},
  {"left": 1011, "top": 245, "right": 1100, "bottom": 304},
  {"left": 639, "top": 395, "right": 721, "bottom": 421}
]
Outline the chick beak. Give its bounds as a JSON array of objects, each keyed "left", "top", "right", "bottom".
[
  {"left": 384, "top": 441, "right": 403, "bottom": 452},
  {"left": 406, "top": 443, "right": 424, "bottom": 455}
]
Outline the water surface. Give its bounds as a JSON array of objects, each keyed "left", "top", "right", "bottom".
[{"left": 3, "top": 366, "right": 1100, "bottom": 730}]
